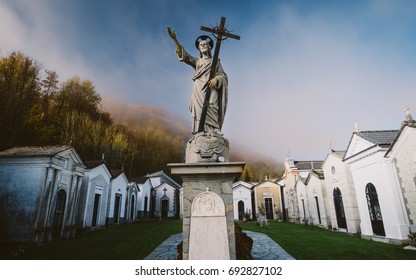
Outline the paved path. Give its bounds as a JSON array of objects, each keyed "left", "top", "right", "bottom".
[{"left": 144, "top": 230, "right": 295, "bottom": 260}]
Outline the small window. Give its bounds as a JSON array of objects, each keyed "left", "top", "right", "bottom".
[{"left": 331, "top": 166, "right": 336, "bottom": 174}]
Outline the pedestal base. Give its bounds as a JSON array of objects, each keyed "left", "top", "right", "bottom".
[
  {"left": 185, "top": 131, "right": 229, "bottom": 163},
  {"left": 169, "top": 162, "right": 245, "bottom": 260}
]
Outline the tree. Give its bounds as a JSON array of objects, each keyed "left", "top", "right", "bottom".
[
  {"left": 24, "top": 69, "right": 61, "bottom": 145},
  {"left": 40, "top": 69, "right": 59, "bottom": 121},
  {"left": 51, "top": 76, "right": 113, "bottom": 158},
  {"left": 241, "top": 165, "right": 255, "bottom": 182},
  {"left": 53, "top": 76, "right": 110, "bottom": 123},
  {"left": 0, "top": 52, "right": 41, "bottom": 149},
  {"left": 0, "top": 50, "right": 187, "bottom": 178}
]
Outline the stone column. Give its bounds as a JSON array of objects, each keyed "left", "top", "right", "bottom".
[{"left": 169, "top": 161, "right": 244, "bottom": 260}]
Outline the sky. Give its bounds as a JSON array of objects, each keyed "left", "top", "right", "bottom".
[{"left": 1, "top": 0, "right": 416, "bottom": 162}]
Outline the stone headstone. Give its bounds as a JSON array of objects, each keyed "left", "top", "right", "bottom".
[{"left": 188, "top": 191, "right": 229, "bottom": 259}]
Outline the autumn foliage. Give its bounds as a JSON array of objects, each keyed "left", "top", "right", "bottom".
[
  {"left": 0, "top": 51, "right": 282, "bottom": 180},
  {"left": 0, "top": 51, "right": 184, "bottom": 176}
]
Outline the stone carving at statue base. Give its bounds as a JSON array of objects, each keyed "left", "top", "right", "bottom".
[{"left": 185, "top": 131, "right": 229, "bottom": 163}]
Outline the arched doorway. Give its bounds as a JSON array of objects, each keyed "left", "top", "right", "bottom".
[
  {"left": 333, "top": 188, "right": 347, "bottom": 229},
  {"left": 52, "top": 189, "right": 66, "bottom": 237},
  {"left": 365, "top": 183, "right": 385, "bottom": 236},
  {"left": 237, "top": 200, "right": 244, "bottom": 220}
]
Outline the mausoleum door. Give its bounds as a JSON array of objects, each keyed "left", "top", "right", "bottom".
[
  {"left": 265, "top": 198, "right": 274, "bottom": 220},
  {"left": 238, "top": 200, "right": 245, "bottom": 220},
  {"left": 161, "top": 199, "right": 168, "bottom": 218},
  {"left": 114, "top": 195, "right": 121, "bottom": 223},
  {"left": 52, "top": 189, "right": 66, "bottom": 237},
  {"left": 365, "top": 183, "right": 385, "bottom": 236},
  {"left": 130, "top": 195, "right": 135, "bottom": 220},
  {"left": 144, "top": 197, "right": 148, "bottom": 218},
  {"left": 333, "top": 188, "right": 347, "bottom": 229},
  {"left": 92, "top": 194, "right": 100, "bottom": 226}
]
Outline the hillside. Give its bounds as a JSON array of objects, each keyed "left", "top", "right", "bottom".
[
  {"left": 102, "top": 95, "right": 190, "bottom": 137},
  {"left": 102, "top": 96, "right": 283, "bottom": 180}
]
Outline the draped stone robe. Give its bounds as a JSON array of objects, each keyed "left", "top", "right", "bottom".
[{"left": 177, "top": 47, "right": 228, "bottom": 134}]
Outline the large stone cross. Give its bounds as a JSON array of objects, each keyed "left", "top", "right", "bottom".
[{"left": 198, "top": 17, "right": 240, "bottom": 133}]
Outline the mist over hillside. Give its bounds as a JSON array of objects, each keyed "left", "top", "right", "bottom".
[
  {"left": 102, "top": 96, "right": 190, "bottom": 137},
  {"left": 102, "top": 96, "right": 284, "bottom": 179}
]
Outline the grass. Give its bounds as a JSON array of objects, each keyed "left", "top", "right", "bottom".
[
  {"left": 3, "top": 219, "right": 416, "bottom": 260},
  {"left": 2, "top": 219, "right": 182, "bottom": 260},
  {"left": 238, "top": 221, "right": 416, "bottom": 260}
]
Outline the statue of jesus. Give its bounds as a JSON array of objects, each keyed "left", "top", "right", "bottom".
[{"left": 166, "top": 26, "right": 228, "bottom": 134}]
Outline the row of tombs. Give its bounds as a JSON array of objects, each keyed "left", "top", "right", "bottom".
[
  {"left": 232, "top": 112, "right": 416, "bottom": 244},
  {"left": 1, "top": 110, "right": 415, "bottom": 246},
  {"left": 0, "top": 146, "right": 182, "bottom": 244}
]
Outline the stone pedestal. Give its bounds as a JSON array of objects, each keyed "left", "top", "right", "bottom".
[{"left": 169, "top": 161, "right": 245, "bottom": 260}]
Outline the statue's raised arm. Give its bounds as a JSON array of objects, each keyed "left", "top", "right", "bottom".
[{"left": 166, "top": 25, "right": 182, "bottom": 52}]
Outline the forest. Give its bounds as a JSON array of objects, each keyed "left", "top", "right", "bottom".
[{"left": 0, "top": 51, "right": 282, "bottom": 181}]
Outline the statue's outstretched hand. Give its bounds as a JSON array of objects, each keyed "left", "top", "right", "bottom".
[{"left": 166, "top": 25, "right": 176, "bottom": 40}]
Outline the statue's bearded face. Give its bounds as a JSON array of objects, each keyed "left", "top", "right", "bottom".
[{"left": 199, "top": 40, "right": 210, "bottom": 53}]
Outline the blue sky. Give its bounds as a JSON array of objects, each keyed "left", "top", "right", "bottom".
[{"left": 1, "top": 0, "right": 416, "bottom": 162}]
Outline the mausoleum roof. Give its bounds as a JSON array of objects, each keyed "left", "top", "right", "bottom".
[
  {"left": 294, "top": 161, "right": 324, "bottom": 170},
  {"left": 330, "top": 150, "right": 346, "bottom": 158},
  {"left": 85, "top": 160, "right": 105, "bottom": 169},
  {"left": 357, "top": 130, "right": 399, "bottom": 147},
  {"left": 0, "top": 145, "right": 72, "bottom": 157},
  {"left": 130, "top": 176, "right": 149, "bottom": 184},
  {"left": 111, "top": 169, "right": 124, "bottom": 178}
]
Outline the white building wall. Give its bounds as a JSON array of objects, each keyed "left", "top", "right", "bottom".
[
  {"left": 233, "top": 185, "right": 252, "bottom": 220},
  {"left": 347, "top": 151, "right": 409, "bottom": 240},
  {"left": 387, "top": 127, "right": 416, "bottom": 232},
  {"left": 107, "top": 173, "right": 128, "bottom": 224},
  {"left": 137, "top": 180, "right": 153, "bottom": 218},
  {"left": 323, "top": 154, "right": 361, "bottom": 233},
  {"left": 0, "top": 147, "right": 85, "bottom": 242},
  {"left": 79, "top": 165, "right": 111, "bottom": 228},
  {"left": 307, "top": 175, "right": 330, "bottom": 228},
  {"left": 0, "top": 162, "right": 48, "bottom": 241},
  {"left": 125, "top": 184, "right": 139, "bottom": 221},
  {"left": 296, "top": 180, "right": 309, "bottom": 223},
  {"left": 154, "top": 183, "right": 176, "bottom": 218}
]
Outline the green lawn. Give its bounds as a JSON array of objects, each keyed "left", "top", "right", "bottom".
[
  {"left": 7, "top": 219, "right": 182, "bottom": 260},
  {"left": 3, "top": 219, "right": 416, "bottom": 260},
  {"left": 238, "top": 221, "right": 416, "bottom": 260}
]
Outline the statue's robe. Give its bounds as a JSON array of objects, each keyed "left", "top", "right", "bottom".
[{"left": 177, "top": 47, "right": 228, "bottom": 134}]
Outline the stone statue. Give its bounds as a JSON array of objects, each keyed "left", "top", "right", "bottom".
[{"left": 166, "top": 26, "right": 228, "bottom": 135}]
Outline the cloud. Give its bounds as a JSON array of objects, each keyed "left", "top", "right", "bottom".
[
  {"left": 222, "top": 3, "right": 416, "bottom": 161},
  {"left": 1, "top": 0, "right": 415, "bottom": 163},
  {"left": 0, "top": 1, "right": 93, "bottom": 82}
]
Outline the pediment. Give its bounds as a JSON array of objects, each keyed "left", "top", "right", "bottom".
[
  {"left": 385, "top": 125, "right": 416, "bottom": 158},
  {"left": 57, "top": 148, "right": 83, "bottom": 165},
  {"left": 91, "top": 174, "right": 110, "bottom": 187},
  {"left": 344, "top": 134, "right": 374, "bottom": 159},
  {"left": 233, "top": 181, "right": 253, "bottom": 190}
]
